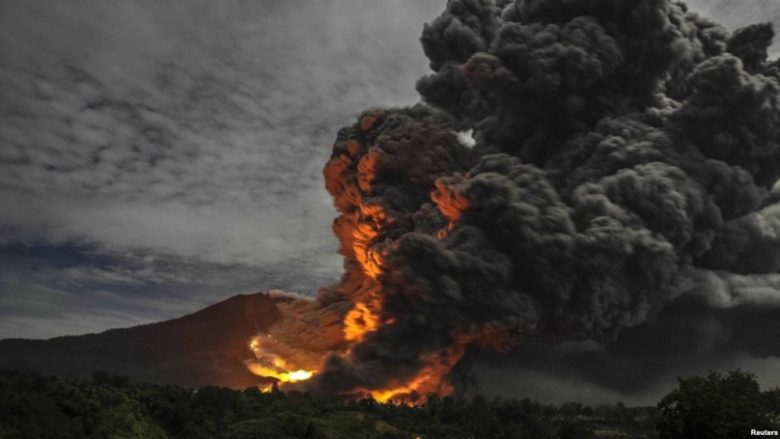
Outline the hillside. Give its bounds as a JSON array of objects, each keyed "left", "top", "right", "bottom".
[{"left": 0, "top": 292, "right": 291, "bottom": 388}]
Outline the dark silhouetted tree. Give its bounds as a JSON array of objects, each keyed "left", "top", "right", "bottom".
[{"left": 657, "top": 370, "right": 775, "bottom": 438}]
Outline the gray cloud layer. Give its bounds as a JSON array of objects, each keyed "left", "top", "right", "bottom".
[
  {"left": 0, "top": 1, "right": 445, "bottom": 266},
  {"left": 0, "top": 0, "right": 443, "bottom": 338}
]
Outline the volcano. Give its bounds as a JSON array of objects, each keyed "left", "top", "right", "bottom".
[
  {"left": 5, "top": 0, "right": 780, "bottom": 404},
  {"left": 0, "top": 292, "right": 290, "bottom": 389}
]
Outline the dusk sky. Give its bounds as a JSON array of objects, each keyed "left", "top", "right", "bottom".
[{"left": 2, "top": 0, "right": 779, "bottom": 340}]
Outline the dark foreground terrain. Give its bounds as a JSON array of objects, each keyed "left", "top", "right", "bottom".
[{"left": 1, "top": 369, "right": 777, "bottom": 438}]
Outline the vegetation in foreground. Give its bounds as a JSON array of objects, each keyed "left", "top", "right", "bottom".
[{"left": 0, "top": 369, "right": 776, "bottom": 438}]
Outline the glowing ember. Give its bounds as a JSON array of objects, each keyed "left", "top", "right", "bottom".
[
  {"left": 246, "top": 335, "right": 316, "bottom": 386},
  {"left": 246, "top": 362, "right": 314, "bottom": 384},
  {"left": 364, "top": 345, "right": 464, "bottom": 403},
  {"left": 343, "top": 300, "right": 380, "bottom": 342}
]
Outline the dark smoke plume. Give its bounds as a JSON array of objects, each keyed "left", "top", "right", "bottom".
[{"left": 288, "top": 0, "right": 780, "bottom": 400}]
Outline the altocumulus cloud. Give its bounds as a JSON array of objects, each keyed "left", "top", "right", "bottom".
[
  {"left": 0, "top": 0, "right": 777, "bottom": 341},
  {"left": 0, "top": 0, "right": 442, "bottom": 338}
]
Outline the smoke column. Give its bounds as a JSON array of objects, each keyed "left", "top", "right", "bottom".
[{"left": 250, "top": 0, "right": 780, "bottom": 402}]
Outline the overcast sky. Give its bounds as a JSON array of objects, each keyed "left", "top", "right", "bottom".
[{"left": 1, "top": 0, "right": 778, "bottom": 340}]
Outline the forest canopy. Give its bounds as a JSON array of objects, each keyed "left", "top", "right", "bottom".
[{"left": 0, "top": 369, "right": 776, "bottom": 438}]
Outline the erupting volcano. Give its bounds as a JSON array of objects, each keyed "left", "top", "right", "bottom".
[{"left": 246, "top": 0, "right": 780, "bottom": 403}]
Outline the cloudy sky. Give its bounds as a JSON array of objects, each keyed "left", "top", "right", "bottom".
[{"left": 1, "top": 0, "right": 778, "bottom": 340}]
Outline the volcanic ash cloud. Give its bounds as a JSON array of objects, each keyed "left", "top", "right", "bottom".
[{"left": 250, "top": 0, "right": 780, "bottom": 402}]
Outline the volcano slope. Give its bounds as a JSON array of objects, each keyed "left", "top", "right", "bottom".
[{"left": 0, "top": 292, "right": 288, "bottom": 388}]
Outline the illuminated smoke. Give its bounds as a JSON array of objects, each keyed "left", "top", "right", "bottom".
[{"left": 249, "top": 0, "right": 780, "bottom": 401}]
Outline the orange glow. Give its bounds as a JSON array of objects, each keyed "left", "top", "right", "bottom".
[
  {"left": 361, "top": 326, "right": 519, "bottom": 404},
  {"left": 351, "top": 219, "right": 383, "bottom": 279},
  {"left": 359, "top": 110, "right": 382, "bottom": 133},
  {"left": 241, "top": 112, "right": 487, "bottom": 403},
  {"left": 362, "top": 344, "right": 465, "bottom": 404},
  {"left": 247, "top": 363, "right": 314, "bottom": 384},
  {"left": 247, "top": 336, "right": 317, "bottom": 387},
  {"left": 431, "top": 178, "right": 470, "bottom": 223},
  {"left": 357, "top": 149, "right": 383, "bottom": 193},
  {"left": 343, "top": 301, "right": 380, "bottom": 342}
]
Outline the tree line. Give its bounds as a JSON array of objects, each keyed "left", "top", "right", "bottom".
[{"left": 0, "top": 369, "right": 776, "bottom": 438}]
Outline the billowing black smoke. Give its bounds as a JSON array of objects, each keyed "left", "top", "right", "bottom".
[{"left": 306, "top": 0, "right": 780, "bottom": 400}]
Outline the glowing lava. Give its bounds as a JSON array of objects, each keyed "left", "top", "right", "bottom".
[
  {"left": 246, "top": 336, "right": 316, "bottom": 386},
  {"left": 363, "top": 346, "right": 464, "bottom": 403}
]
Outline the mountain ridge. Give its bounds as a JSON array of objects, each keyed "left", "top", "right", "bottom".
[{"left": 0, "top": 291, "right": 292, "bottom": 388}]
